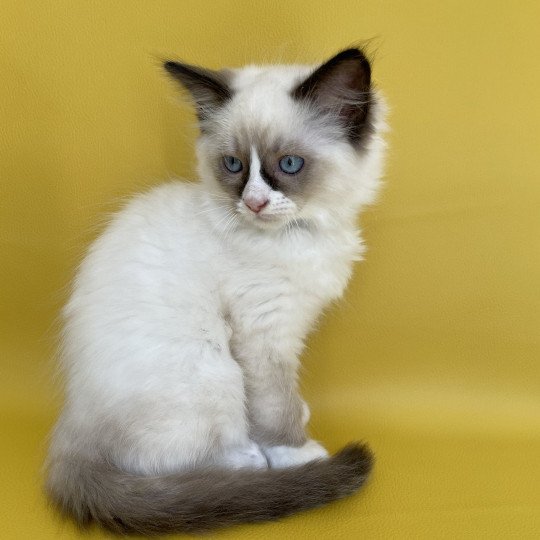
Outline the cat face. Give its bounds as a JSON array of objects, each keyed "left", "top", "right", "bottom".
[{"left": 165, "top": 49, "right": 377, "bottom": 230}]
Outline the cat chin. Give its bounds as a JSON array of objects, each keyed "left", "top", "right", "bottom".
[{"left": 242, "top": 214, "right": 294, "bottom": 231}]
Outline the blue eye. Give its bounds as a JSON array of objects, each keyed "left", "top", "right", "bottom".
[
  {"left": 279, "top": 155, "right": 304, "bottom": 174},
  {"left": 223, "top": 155, "right": 243, "bottom": 173}
]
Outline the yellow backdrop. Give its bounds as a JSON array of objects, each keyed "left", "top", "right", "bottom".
[{"left": 1, "top": 1, "right": 539, "bottom": 538}]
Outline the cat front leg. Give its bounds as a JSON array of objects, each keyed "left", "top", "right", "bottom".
[
  {"left": 261, "top": 398, "right": 328, "bottom": 468},
  {"left": 234, "top": 342, "right": 328, "bottom": 468}
]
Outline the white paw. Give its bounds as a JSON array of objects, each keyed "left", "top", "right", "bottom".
[
  {"left": 263, "top": 439, "right": 329, "bottom": 469},
  {"left": 220, "top": 441, "right": 268, "bottom": 470}
]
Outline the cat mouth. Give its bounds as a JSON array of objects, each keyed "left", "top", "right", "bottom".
[
  {"left": 243, "top": 211, "right": 288, "bottom": 229},
  {"left": 237, "top": 203, "right": 293, "bottom": 228},
  {"left": 257, "top": 213, "right": 279, "bottom": 221}
]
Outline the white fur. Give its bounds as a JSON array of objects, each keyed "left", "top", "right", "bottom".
[
  {"left": 265, "top": 440, "right": 329, "bottom": 469},
  {"left": 241, "top": 147, "right": 272, "bottom": 212},
  {"left": 51, "top": 62, "right": 387, "bottom": 475}
]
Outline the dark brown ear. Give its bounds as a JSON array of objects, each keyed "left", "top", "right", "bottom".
[
  {"left": 292, "top": 48, "right": 372, "bottom": 144},
  {"left": 164, "top": 61, "right": 232, "bottom": 122}
]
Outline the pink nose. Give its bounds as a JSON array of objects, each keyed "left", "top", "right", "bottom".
[{"left": 243, "top": 198, "right": 269, "bottom": 213}]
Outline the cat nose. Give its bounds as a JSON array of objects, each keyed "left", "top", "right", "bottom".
[{"left": 243, "top": 197, "right": 269, "bottom": 213}]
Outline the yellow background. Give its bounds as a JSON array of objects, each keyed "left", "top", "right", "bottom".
[{"left": 1, "top": 1, "right": 539, "bottom": 538}]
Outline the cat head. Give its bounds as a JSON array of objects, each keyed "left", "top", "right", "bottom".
[{"left": 164, "top": 48, "right": 385, "bottom": 230}]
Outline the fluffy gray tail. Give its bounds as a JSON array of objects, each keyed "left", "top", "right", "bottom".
[{"left": 46, "top": 443, "right": 373, "bottom": 535}]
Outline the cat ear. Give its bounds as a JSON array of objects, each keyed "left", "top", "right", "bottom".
[
  {"left": 292, "top": 48, "right": 372, "bottom": 143},
  {"left": 164, "top": 61, "right": 232, "bottom": 122}
]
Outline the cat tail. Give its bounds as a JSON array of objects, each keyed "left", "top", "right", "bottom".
[{"left": 46, "top": 443, "right": 373, "bottom": 535}]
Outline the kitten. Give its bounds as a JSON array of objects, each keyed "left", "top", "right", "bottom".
[{"left": 46, "top": 47, "right": 387, "bottom": 534}]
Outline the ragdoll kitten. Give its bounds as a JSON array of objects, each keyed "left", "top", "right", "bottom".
[{"left": 46, "top": 47, "right": 386, "bottom": 534}]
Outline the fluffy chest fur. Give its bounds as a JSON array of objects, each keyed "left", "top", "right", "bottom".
[{"left": 219, "top": 207, "right": 361, "bottom": 345}]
